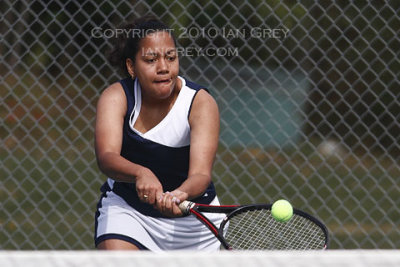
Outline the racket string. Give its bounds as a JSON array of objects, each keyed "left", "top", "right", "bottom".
[{"left": 223, "top": 209, "right": 326, "bottom": 250}]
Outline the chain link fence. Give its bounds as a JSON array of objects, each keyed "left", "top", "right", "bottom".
[{"left": 1, "top": 0, "right": 399, "bottom": 249}]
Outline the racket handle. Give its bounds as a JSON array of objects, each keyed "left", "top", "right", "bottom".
[{"left": 179, "top": 200, "right": 194, "bottom": 214}]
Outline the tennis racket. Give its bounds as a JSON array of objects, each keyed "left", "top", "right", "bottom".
[{"left": 179, "top": 200, "right": 328, "bottom": 250}]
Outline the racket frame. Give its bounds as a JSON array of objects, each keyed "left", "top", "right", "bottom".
[
  {"left": 182, "top": 202, "right": 239, "bottom": 249},
  {"left": 180, "top": 201, "right": 329, "bottom": 250}
]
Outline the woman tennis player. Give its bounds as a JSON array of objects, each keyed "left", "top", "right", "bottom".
[{"left": 94, "top": 15, "right": 224, "bottom": 250}]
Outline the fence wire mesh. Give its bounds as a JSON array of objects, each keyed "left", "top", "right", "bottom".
[{"left": 1, "top": 0, "right": 399, "bottom": 249}]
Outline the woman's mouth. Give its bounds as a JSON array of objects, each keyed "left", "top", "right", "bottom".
[{"left": 154, "top": 78, "right": 171, "bottom": 84}]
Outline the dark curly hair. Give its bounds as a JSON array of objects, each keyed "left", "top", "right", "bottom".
[{"left": 107, "top": 15, "right": 176, "bottom": 75}]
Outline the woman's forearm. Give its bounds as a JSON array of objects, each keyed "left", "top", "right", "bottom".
[
  {"left": 96, "top": 152, "right": 144, "bottom": 183},
  {"left": 176, "top": 173, "right": 212, "bottom": 200}
]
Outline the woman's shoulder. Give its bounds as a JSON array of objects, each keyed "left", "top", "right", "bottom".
[
  {"left": 188, "top": 84, "right": 219, "bottom": 130},
  {"left": 177, "top": 77, "right": 216, "bottom": 108},
  {"left": 182, "top": 77, "right": 209, "bottom": 93},
  {"left": 188, "top": 86, "right": 219, "bottom": 121},
  {"left": 192, "top": 88, "right": 217, "bottom": 107},
  {"left": 98, "top": 81, "right": 127, "bottom": 106},
  {"left": 101, "top": 81, "right": 124, "bottom": 95}
]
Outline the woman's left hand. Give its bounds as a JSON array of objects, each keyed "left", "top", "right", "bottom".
[{"left": 155, "top": 189, "right": 188, "bottom": 217}]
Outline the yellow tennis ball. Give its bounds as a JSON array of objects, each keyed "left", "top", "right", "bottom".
[{"left": 271, "top": 199, "right": 293, "bottom": 222}]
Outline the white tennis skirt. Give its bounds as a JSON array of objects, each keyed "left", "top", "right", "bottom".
[{"left": 95, "top": 190, "right": 225, "bottom": 251}]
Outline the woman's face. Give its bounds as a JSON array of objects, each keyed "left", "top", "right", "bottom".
[{"left": 132, "top": 31, "right": 180, "bottom": 101}]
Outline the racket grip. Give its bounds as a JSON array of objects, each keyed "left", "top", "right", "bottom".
[{"left": 179, "top": 200, "right": 194, "bottom": 215}]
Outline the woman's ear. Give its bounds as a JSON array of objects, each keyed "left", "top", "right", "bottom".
[{"left": 126, "top": 58, "right": 135, "bottom": 79}]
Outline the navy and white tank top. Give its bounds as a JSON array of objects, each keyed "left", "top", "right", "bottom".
[{"left": 102, "top": 76, "right": 217, "bottom": 217}]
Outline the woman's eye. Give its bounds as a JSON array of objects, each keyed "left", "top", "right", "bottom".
[{"left": 165, "top": 49, "right": 176, "bottom": 61}]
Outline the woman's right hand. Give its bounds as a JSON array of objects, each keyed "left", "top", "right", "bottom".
[{"left": 135, "top": 167, "right": 163, "bottom": 206}]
